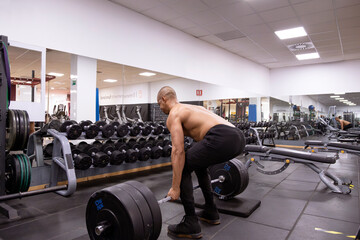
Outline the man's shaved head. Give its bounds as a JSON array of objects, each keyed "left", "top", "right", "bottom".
[{"left": 157, "top": 86, "right": 177, "bottom": 102}]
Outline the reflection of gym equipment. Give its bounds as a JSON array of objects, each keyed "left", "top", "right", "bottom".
[
  {"left": 86, "top": 159, "right": 251, "bottom": 240},
  {"left": 51, "top": 104, "right": 69, "bottom": 121},
  {"left": 245, "top": 145, "right": 351, "bottom": 194}
]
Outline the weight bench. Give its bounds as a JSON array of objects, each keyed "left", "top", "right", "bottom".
[
  {"left": 245, "top": 145, "right": 352, "bottom": 194},
  {"left": 304, "top": 140, "right": 360, "bottom": 156}
]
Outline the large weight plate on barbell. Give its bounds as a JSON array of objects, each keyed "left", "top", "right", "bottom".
[
  {"left": 86, "top": 184, "right": 145, "bottom": 240},
  {"left": 13, "top": 110, "right": 22, "bottom": 150},
  {"left": 125, "top": 181, "right": 162, "bottom": 240},
  {"left": 209, "top": 159, "right": 249, "bottom": 200},
  {"left": 6, "top": 109, "right": 17, "bottom": 151},
  {"left": 20, "top": 110, "right": 30, "bottom": 150}
]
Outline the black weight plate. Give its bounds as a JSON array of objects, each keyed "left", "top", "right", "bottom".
[
  {"left": 162, "top": 140, "right": 171, "bottom": 147},
  {"left": 141, "top": 125, "right": 152, "bottom": 136},
  {"left": 152, "top": 125, "right": 164, "bottom": 135},
  {"left": 209, "top": 159, "right": 247, "bottom": 200},
  {"left": 144, "top": 142, "right": 153, "bottom": 149},
  {"left": 132, "top": 143, "right": 141, "bottom": 150},
  {"left": 13, "top": 110, "right": 21, "bottom": 150},
  {"left": 117, "top": 125, "right": 130, "bottom": 137},
  {"left": 6, "top": 109, "right": 16, "bottom": 151},
  {"left": 22, "top": 154, "right": 32, "bottom": 192},
  {"left": 92, "top": 140, "right": 102, "bottom": 150},
  {"left": 110, "top": 121, "right": 120, "bottom": 128},
  {"left": 86, "top": 186, "right": 139, "bottom": 240},
  {"left": 137, "top": 122, "right": 145, "bottom": 127},
  {"left": 77, "top": 141, "right": 89, "bottom": 152},
  {"left": 93, "top": 152, "right": 110, "bottom": 168},
  {"left": 44, "top": 143, "right": 53, "bottom": 157},
  {"left": 48, "top": 119, "right": 61, "bottom": 131},
  {"left": 127, "top": 139, "right": 137, "bottom": 148},
  {"left": 16, "top": 154, "right": 25, "bottom": 192},
  {"left": 102, "top": 144, "right": 114, "bottom": 154},
  {"left": 110, "top": 150, "right": 125, "bottom": 165},
  {"left": 101, "top": 124, "right": 115, "bottom": 138},
  {"left": 79, "top": 120, "right": 93, "bottom": 130},
  {"left": 67, "top": 124, "right": 82, "bottom": 140},
  {"left": 72, "top": 148, "right": 82, "bottom": 156},
  {"left": 116, "top": 142, "right": 128, "bottom": 152},
  {"left": 137, "top": 138, "right": 146, "bottom": 148},
  {"left": 60, "top": 120, "right": 74, "bottom": 132},
  {"left": 231, "top": 159, "right": 249, "bottom": 194},
  {"left": 139, "top": 148, "right": 151, "bottom": 161},
  {"left": 5, "top": 154, "right": 21, "bottom": 194},
  {"left": 21, "top": 110, "right": 30, "bottom": 150},
  {"left": 126, "top": 149, "right": 138, "bottom": 163},
  {"left": 130, "top": 126, "right": 141, "bottom": 137},
  {"left": 151, "top": 146, "right": 162, "bottom": 159},
  {"left": 120, "top": 183, "right": 153, "bottom": 239},
  {"left": 74, "top": 153, "right": 92, "bottom": 170},
  {"left": 85, "top": 124, "right": 100, "bottom": 139},
  {"left": 87, "top": 146, "right": 99, "bottom": 156},
  {"left": 95, "top": 121, "right": 107, "bottom": 128},
  {"left": 125, "top": 181, "right": 162, "bottom": 240},
  {"left": 18, "top": 154, "right": 30, "bottom": 192},
  {"left": 162, "top": 145, "right": 172, "bottom": 157}
]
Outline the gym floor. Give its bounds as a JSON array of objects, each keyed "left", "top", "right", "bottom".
[{"left": 0, "top": 136, "right": 359, "bottom": 240}]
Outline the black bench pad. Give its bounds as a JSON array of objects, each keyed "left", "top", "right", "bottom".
[
  {"left": 327, "top": 142, "right": 360, "bottom": 152},
  {"left": 304, "top": 140, "right": 325, "bottom": 146},
  {"left": 245, "top": 145, "right": 272, "bottom": 153},
  {"left": 270, "top": 148, "right": 336, "bottom": 164}
]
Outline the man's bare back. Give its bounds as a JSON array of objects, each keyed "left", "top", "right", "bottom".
[{"left": 167, "top": 103, "right": 234, "bottom": 142}]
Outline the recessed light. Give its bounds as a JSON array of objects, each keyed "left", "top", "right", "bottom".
[
  {"left": 330, "top": 95, "right": 340, "bottom": 98},
  {"left": 26, "top": 81, "right": 32, "bottom": 84},
  {"left": 334, "top": 92, "right": 345, "bottom": 95},
  {"left": 275, "top": 27, "right": 307, "bottom": 40},
  {"left": 70, "top": 75, "right": 78, "bottom": 80},
  {"left": 335, "top": 98, "right": 344, "bottom": 100},
  {"left": 103, "top": 79, "right": 118, "bottom": 83},
  {"left": 51, "top": 87, "right": 55, "bottom": 90},
  {"left": 48, "top": 72, "right": 64, "bottom": 77},
  {"left": 139, "top": 72, "right": 156, "bottom": 77},
  {"left": 296, "top": 52, "right": 320, "bottom": 60}
]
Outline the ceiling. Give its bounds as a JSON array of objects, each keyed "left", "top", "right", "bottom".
[
  {"left": 8, "top": 47, "right": 177, "bottom": 90},
  {"left": 309, "top": 92, "right": 360, "bottom": 107},
  {"left": 109, "top": 0, "right": 360, "bottom": 68}
]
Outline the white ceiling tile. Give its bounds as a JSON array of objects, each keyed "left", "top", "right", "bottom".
[
  {"left": 316, "top": 43, "right": 341, "bottom": 50},
  {"left": 259, "top": 6, "right": 297, "bottom": 22},
  {"left": 309, "top": 31, "right": 339, "bottom": 42},
  {"left": 267, "top": 18, "right": 302, "bottom": 31},
  {"left": 247, "top": 0, "right": 290, "bottom": 12},
  {"left": 293, "top": 0, "right": 333, "bottom": 16},
  {"left": 198, "top": 35, "right": 223, "bottom": 44},
  {"left": 238, "top": 24, "right": 273, "bottom": 36},
  {"left": 340, "top": 27, "right": 360, "bottom": 38},
  {"left": 334, "top": 0, "right": 360, "bottom": 9},
  {"left": 305, "top": 22, "right": 338, "bottom": 34},
  {"left": 231, "top": 14, "right": 264, "bottom": 28},
  {"left": 338, "top": 16, "right": 360, "bottom": 29},
  {"left": 300, "top": 10, "right": 335, "bottom": 26},
  {"left": 142, "top": 5, "right": 182, "bottom": 22},
  {"left": 165, "top": 17, "right": 197, "bottom": 30},
  {"left": 214, "top": 2, "right": 254, "bottom": 19},
  {"left": 344, "top": 52, "right": 360, "bottom": 60},
  {"left": 289, "top": 0, "right": 312, "bottom": 4},
  {"left": 256, "top": 58, "right": 278, "bottom": 64},
  {"left": 200, "top": 0, "right": 241, "bottom": 8},
  {"left": 204, "top": 21, "right": 236, "bottom": 34},
  {"left": 344, "top": 48, "right": 360, "bottom": 55},
  {"left": 335, "top": 4, "right": 360, "bottom": 19},
  {"left": 312, "top": 38, "right": 340, "bottom": 46},
  {"left": 343, "top": 43, "right": 360, "bottom": 51},
  {"left": 317, "top": 49, "right": 342, "bottom": 55},
  {"left": 184, "top": 10, "right": 223, "bottom": 26},
  {"left": 183, "top": 26, "right": 210, "bottom": 37},
  {"left": 160, "top": 0, "right": 210, "bottom": 15},
  {"left": 110, "top": 0, "right": 161, "bottom": 12}
]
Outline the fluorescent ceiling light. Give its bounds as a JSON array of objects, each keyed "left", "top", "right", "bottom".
[
  {"left": 48, "top": 72, "right": 64, "bottom": 77},
  {"left": 103, "top": 79, "right": 118, "bottom": 83},
  {"left": 51, "top": 87, "right": 55, "bottom": 90},
  {"left": 139, "top": 72, "right": 156, "bottom": 77},
  {"left": 334, "top": 92, "right": 345, "bottom": 95},
  {"left": 296, "top": 52, "right": 320, "bottom": 60},
  {"left": 350, "top": 104, "right": 356, "bottom": 106},
  {"left": 275, "top": 27, "right": 307, "bottom": 40},
  {"left": 26, "top": 81, "right": 32, "bottom": 84},
  {"left": 330, "top": 95, "right": 340, "bottom": 98},
  {"left": 70, "top": 75, "right": 78, "bottom": 79},
  {"left": 335, "top": 98, "right": 344, "bottom": 100}
]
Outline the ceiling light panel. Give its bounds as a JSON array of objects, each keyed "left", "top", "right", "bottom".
[
  {"left": 275, "top": 27, "right": 307, "bottom": 40},
  {"left": 47, "top": 72, "right": 64, "bottom": 77},
  {"left": 103, "top": 79, "right": 118, "bottom": 83},
  {"left": 139, "top": 72, "right": 156, "bottom": 77},
  {"left": 296, "top": 52, "right": 320, "bottom": 60}
]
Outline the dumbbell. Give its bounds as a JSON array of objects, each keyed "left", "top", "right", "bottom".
[
  {"left": 153, "top": 139, "right": 172, "bottom": 157},
  {"left": 43, "top": 142, "right": 53, "bottom": 157},
  {"left": 95, "top": 121, "right": 115, "bottom": 138},
  {"left": 59, "top": 120, "right": 82, "bottom": 139},
  {"left": 72, "top": 148, "right": 92, "bottom": 170},
  {"left": 92, "top": 140, "right": 103, "bottom": 150},
  {"left": 148, "top": 123, "right": 164, "bottom": 135},
  {"left": 77, "top": 142, "right": 110, "bottom": 168},
  {"left": 126, "top": 141, "right": 151, "bottom": 162},
  {"left": 86, "top": 159, "right": 249, "bottom": 240},
  {"left": 142, "top": 140, "right": 162, "bottom": 159},
  {"left": 101, "top": 141, "right": 125, "bottom": 165},
  {"left": 79, "top": 120, "right": 100, "bottom": 139}
]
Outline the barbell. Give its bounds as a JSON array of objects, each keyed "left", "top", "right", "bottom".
[{"left": 86, "top": 159, "right": 249, "bottom": 240}]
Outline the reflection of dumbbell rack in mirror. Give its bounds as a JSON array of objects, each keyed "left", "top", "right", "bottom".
[{"left": 249, "top": 121, "right": 276, "bottom": 147}]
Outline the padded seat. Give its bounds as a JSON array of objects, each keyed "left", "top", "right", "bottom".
[
  {"left": 270, "top": 148, "right": 336, "bottom": 164},
  {"left": 338, "top": 138, "right": 359, "bottom": 143},
  {"left": 327, "top": 142, "right": 360, "bottom": 151},
  {"left": 304, "top": 140, "right": 325, "bottom": 146}
]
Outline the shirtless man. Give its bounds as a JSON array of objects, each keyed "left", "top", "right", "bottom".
[
  {"left": 157, "top": 86, "right": 245, "bottom": 239},
  {"left": 335, "top": 116, "right": 352, "bottom": 130}
]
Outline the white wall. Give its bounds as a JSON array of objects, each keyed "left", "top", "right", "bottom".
[
  {"left": 0, "top": 0, "right": 270, "bottom": 97},
  {"left": 270, "top": 60, "right": 360, "bottom": 96}
]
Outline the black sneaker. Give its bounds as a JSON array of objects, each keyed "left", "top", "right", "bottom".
[
  {"left": 196, "top": 206, "right": 220, "bottom": 225},
  {"left": 168, "top": 215, "right": 202, "bottom": 239}
]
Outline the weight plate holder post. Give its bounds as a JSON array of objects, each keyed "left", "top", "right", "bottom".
[
  {"left": 0, "top": 129, "right": 78, "bottom": 203},
  {"left": 86, "top": 159, "right": 249, "bottom": 240}
]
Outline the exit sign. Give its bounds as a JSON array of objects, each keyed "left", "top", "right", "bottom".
[{"left": 196, "top": 90, "right": 202, "bottom": 96}]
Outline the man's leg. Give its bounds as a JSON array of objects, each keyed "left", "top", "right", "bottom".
[
  {"left": 180, "top": 166, "right": 196, "bottom": 216},
  {"left": 195, "top": 168, "right": 214, "bottom": 207}
]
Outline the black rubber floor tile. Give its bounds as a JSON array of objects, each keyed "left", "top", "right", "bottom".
[
  {"left": 48, "top": 227, "right": 87, "bottom": 240},
  {"left": 288, "top": 214, "right": 360, "bottom": 240},
  {"left": 160, "top": 202, "right": 185, "bottom": 223},
  {"left": 211, "top": 218, "right": 289, "bottom": 240},
  {"left": 0, "top": 205, "right": 47, "bottom": 228},
  {"left": 165, "top": 213, "right": 237, "bottom": 239},
  {"left": 305, "top": 191, "right": 359, "bottom": 223},
  {"left": 268, "top": 179, "right": 318, "bottom": 200},
  {"left": 246, "top": 194, "right": 307, "bottom": 230},
  {"left": 286, "top": 167, "right": 322, "bottom": 183},
  {"left": 239, "top": 181, "right": 273, "bottom": 200},
  {"left": 0, "top": 205, "right": 86, "bottom": 240}
]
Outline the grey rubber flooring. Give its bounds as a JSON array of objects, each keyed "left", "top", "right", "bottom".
[{"left": 0, "top": 135, "right": 359, "bottom": 239}]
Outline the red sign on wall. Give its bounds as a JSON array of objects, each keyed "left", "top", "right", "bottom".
[{"left": 196, "top": 90, "right": 203, "bottom": 96}]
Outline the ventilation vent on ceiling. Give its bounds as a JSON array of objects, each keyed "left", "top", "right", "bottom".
[
  {"left": 287, "top": 42, "right": 315, "bottom": 51},
  {"left": 215, "top": 30, "right": 246, "bottom": 41}
]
